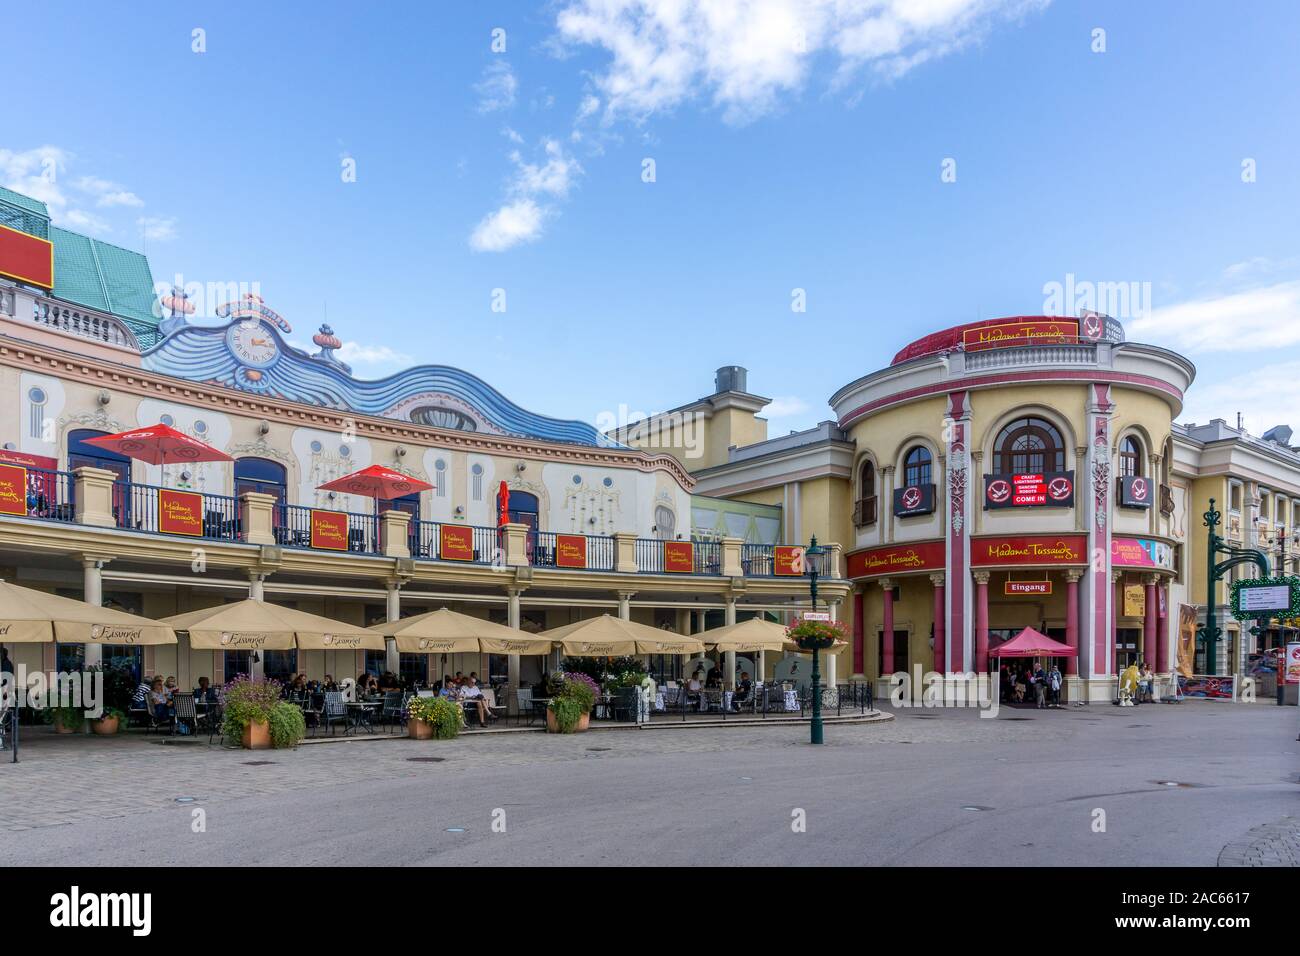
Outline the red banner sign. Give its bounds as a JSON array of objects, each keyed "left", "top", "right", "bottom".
[
  {"left": 846, "top": 541, "right": 945, "bottom": 578},
  {"left": 439, "top": 524, "right": 475, "bottom": 561},
  {"left": 158, "top": 488, "right": 203, "bottom": 536},
  {"left": 972, "top": 535, "right": 1087, "bottom": 567},
  {"left": 311, "top": 509, "right": 349, "bottom": 551},
  {"left": 1005, "top": 580, "right": 1053, "bottom": 595},
  {"left": 774, "top": 545, "right": 804, "bottom": 575},
  {"left": 0, "top": 463, "right": 28, "bottom": 516},
  {"left": 0, "top": 450, "right": 58, "bottom": 470},
  {"left": 556, "top": 534, "right": 587, "bottom": 569},
  {"left": 664, "top": 540, "right": 694, "bottom": 573},
  {"left": 962, "top": 319, "right": 1078, "bottom": 351},
  {"left": 0, "top": 223, "right": 54, "bottom": 289}
]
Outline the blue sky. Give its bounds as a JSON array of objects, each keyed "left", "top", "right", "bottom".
[{"left": 4, "top": 0, "right": 1300, "bottom": 438}]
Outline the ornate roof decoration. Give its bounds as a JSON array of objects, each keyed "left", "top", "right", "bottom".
[{"left": 142, "top": 304, "right": 622, "bottom": 448}]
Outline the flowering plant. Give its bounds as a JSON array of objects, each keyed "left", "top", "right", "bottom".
[
  {"left": 406, "top": 695, "right": 462, "bottom": 739},
  {"left": 785, "top": 618, "right": 849, "bottom": 651},
  {"left": 547, "top": 671, "right": 598, "bottom": 732},
  {"left": 220, "top": 675, "right": 304, "bottom": 748}
]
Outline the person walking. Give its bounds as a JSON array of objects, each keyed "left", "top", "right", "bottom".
[
  {"left": 1048, "top": 663, "right": 1062, "bottom": 707},
  {"left": 1033, "top": 663, "right": 1047, "bottom": 709}
]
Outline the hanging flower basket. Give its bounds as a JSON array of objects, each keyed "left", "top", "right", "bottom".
[{"left": 786, "top": 618, "right": 849, "bottom": 652}]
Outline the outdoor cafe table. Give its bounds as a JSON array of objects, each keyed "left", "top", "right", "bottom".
[{"left": 346, "top": 700, "right": 381, "bottom": 734}]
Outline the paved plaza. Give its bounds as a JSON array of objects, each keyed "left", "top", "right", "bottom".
[{"left": 0, "top": 700, "right": 1295, "bottom": 867}]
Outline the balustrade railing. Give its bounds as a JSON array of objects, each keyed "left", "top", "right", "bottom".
[
  {"left": 275, "top": 503, "right": 378, "bottom": 554},
  {"left": 528, "top": 531, "right": 616, "bottom": 571},
  {"left": 9, "top": 467, "right": 76, "bottom": 524},
  {"left": 115, "top": 480, "right": 241, "bottom": 541}
]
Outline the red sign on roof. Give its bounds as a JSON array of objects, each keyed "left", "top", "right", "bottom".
[{"left": 0, "top": 223, "right": 54, "bottom": 289}]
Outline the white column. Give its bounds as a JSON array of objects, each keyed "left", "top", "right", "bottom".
[
  {"left": 385, "top": 582, "right": 400, "bottom": 674},
  {"left": 82, "top": 558, "right": 106, "bottom": 667},
  {"left": 248, "top": 571, "right": 265, "bottom": 601},
  {"left": 618, "top": 591, "right": 634, "bottom": 621},
  {"left": 825, "top": 599, "right": 839, "bottom": 688},
  {"left": 507, "top": 588, "right": 522, "bottom": 715}
]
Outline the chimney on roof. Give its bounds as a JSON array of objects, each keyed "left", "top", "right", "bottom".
[{"left": 715, "top": 365, "right": 748, "bottom": 394}]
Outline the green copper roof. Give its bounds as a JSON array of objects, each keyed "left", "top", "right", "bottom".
[
  {"left": 1, "top": 186, "right": 159, "bottom": 347},
  {"left": 0, "top": 185, "right": 50, "bottom": 217}
]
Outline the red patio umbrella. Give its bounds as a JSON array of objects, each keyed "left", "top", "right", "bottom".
[
  {"left": 988, "top": 626, "right": 1078, "bottom": 657},
  {"left": 82, "top": 424, "right": 232, "bottom": 465},
  {"left": 316, "top": 464, "right": 434, "bottom": 501},
  {"left": 498, "top": 481, "right": 510, "bottom": 526}
]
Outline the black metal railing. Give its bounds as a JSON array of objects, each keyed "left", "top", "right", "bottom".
[
  {"left": 116, "top": 480, "right": 241, "bottom": 541},
  {"left": 741, "top": 543, "right": 834, "bottom": 577},
  {"left": 275, "top": 503, "right": 378, "bottom": 554},
  {"left": 527, "top": 531, "right": 616, "bottom": 571},
  {"left": 15, "top": 467, "right": 76, "bottom": 523},
  {"left": 409, "top": 519, "right": 500, "bottom": 564}
]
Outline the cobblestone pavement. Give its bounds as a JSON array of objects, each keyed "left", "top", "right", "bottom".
[
  {"left": 1217, "top": 816, "right": 1300, "bottom": 866},
  {"left": 0, "top": 700, "right": 1294, "bottom": 865}
]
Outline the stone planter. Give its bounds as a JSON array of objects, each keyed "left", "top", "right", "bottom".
[
  {"left": 241, "top": 718, "right": 271, "bottom": 750},
  {"left": 408, "top": 717, "right": 433, "bottom": 740},
  {"left": 90, "top": 715, "right": 120, "bottom": 736},
  {"left": 545, "top": 709, "right": 590, "bottom": 734}
]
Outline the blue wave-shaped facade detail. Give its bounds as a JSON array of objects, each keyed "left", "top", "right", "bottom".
[{"left": 141, "top": 321, "right": 622, "bottom": 448}]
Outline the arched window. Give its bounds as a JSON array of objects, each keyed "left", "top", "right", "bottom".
[
  {"left": 859, "top": 459, "right": 876, "bottom": 498},
  {"left": 855, "top": 459, "right": 878, "bottom": 527},
  {"left": 67, "top": 428, "right": 130, "bottom": 480},
  {"left": 1119, "top": 436, "right": 1142, "bottom": 478},
  {"left": 903, "top": 446, "right": 932, "bottom": 487},
  {"left": 234, "top": 457, "right": 287, "bottom": 504},
  {"left": 994, "top": 417, "right": 1065, "bottom": 474},
  {"left": 653, "top": 504, "right": 676, "bottom": 540},
  {"left": 502, "top": 489, "right": 540, "bottom": 531}
]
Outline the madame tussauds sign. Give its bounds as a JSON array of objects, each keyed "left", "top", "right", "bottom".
[{"left": 971, "top": 535, "right": 1087, "bottom": 566}]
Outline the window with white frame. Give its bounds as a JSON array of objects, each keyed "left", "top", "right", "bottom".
[{"left": 1229, "top": 482, "right": 1242, "bottom": 513}]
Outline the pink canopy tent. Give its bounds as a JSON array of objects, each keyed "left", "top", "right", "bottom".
[{"left": 989, "top": 626, "right": 1077, "bottom": 658}]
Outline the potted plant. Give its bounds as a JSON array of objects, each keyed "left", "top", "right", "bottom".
[
  {"left": 406, "top": 695, "right": 462, "bottom": 740},
  {"left": 86, "top": 663, "right": 134, "bottom": 736},
  {"left": 546, "top": 671, "right": 598, "bottom": 733},
  {"left": 785, "top": 618, "right": 849, "bottom": 651},
  {"left": 220, "top": 675, "right": 304, "bottom": 750},
  {"left": 46, "top": 703, "right": 84, "bottom": 734},
  {"left": 90, "top": 707, "right": 126, "bottom": 735}
]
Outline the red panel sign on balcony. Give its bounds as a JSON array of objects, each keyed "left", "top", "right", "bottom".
[
  {"left": 0, "top": 463, "right": 28, "bottom": 515},
  {"left": 439, "top": 524, "right": 475, "bottom": 561},
  {"left": 0, "top": 223, "right": 54, "bottom": 289},
  {"left": 159, "top": 489, "right": 204, "bottom": 536},
  {"left": 556, "top": 534, "right": 587, "bottom": 569},
  {"left": 774, "top": 545, "right": 804, "bottom": 576},
  {"left": 664, "top": 540, "right": 694, "bottom": 573},
  {"left": 311, "top": 509, "right": 349, "bottom": 551}
]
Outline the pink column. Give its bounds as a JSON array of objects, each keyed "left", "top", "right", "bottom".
[
  {"left": 1065, "top": 572, "right": 1080, "bottom": 676},
  {"left": 1156, "top": 584, "right": 1169, "bottom": 673},
  {"left": 931, "top": 573, "right": 946, "bottom": 674},
  {"left": 975, "top": 572, "right": 989, "bottom": 672},
  {"left": 852, "top": 589, "right": 865, "bottom": 675},
  {"left": 881, "top": 580, "right": 895, "bottom": 676},
  {"left": 1143, "top": 576, "right": 1158, "bottom": 668}
]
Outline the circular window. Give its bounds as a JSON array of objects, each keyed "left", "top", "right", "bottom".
[
  {"left": 159, "top": 413, "right": 174, "bottom": 427},
  {"left": 194, "top": 420, "right": 207, "bottom": 434},
  {"left": 339, "top": 445, "right": 350, "bottom": 457},
  {"left": 28, "top": 387, "right": 46, "bottom": 404},
  {"left": 310, "top": 440, "right": 322, "bottom": 453},
  {"left": 602, "top": 477, "right": 613, "bottom": 487},
  {"left": 471, "top": 463, "right": 483, "bottom": 475},
  {"left": 435, "top": 459, "right": 446, "bottom": 471},
  {"left": 572, "top": 474, "right": 582, "bottom": 485}
]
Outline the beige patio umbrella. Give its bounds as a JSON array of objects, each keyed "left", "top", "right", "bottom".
[
  {"left": 371, "top": 607, "right": 554, "bottom": 655},
  {"left": 160, "top": 598, "right": 383, "bottom": 651},
  {"left": 700, "top": 617, "right": 795, "bottom": 653},
  {"left": 0, "top": 579, "right": 175, "bottom": 644},
  {"left": 540, "top": 614, "right": 705, "bottom": 656}
]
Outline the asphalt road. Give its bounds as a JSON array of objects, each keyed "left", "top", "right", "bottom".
[{"left": 2, "top": 701, "right": 1296, "bottom": 866}]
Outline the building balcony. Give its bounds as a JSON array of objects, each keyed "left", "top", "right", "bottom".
[{"left": 0, "top": 466, "right": 841, "bottom": 580}]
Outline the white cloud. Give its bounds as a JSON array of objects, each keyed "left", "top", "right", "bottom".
[
  {"left": 335, "top": 340, "right": 413, "bottom": 373},
  {"left": 475, "top": 60, "right": 518, "bottom": 113},
  {"left": 553, "top": 0, "right": 1048, "bottom": 124},
  {"left": 136, "top": 216, "right": 178, "bottom": 242},
  {"left": 64, "top": 209, "right": 112, "bottom": 233},
  {"left": 0, "top": 145, "right": 71, "bottom": 214},
  {"left": 469, "top": 138, "right": 583, "bottom": 251},
  {"left": 74, "top": 175, "right": 144, "bottom": 208},
  {"left": 1180, "top": 360, "right": 1300, "bottom": 437},
  {"left": 470, "top": 199, "right": 546, "bottom": 252},
  {"left": 1129, "top": 280, "right": 1300, "bottom": 353}
]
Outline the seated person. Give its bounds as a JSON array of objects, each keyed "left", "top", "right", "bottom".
[
  {"left": 321, "top": 674, "right": 337, "bottom": 692},
  {"left": 438, "top": 676, "right": 457, "bottom": 697},
  {"left": 132, "top": 677, "right": 152, "bottom": 708},
  {"left": 685, "top": 671, "right": 705, "bottom": 710},
  {"left": 457, "top": 677, "right": 489, "bottom": 728},
  {"left": 705, "top": 668, "right": 722, "bottom": 689},
  {"left": 163, "top": 676, "right": 178, "bottom": 700},
  {"left": 732, "top": 671, "right": 753, "bottom": 711},
  {"left": 148, "top": 678, "right": 171, "bottom": 722},
  {"left": 193, "top": 676, "right": 217, "bottom": 703}
]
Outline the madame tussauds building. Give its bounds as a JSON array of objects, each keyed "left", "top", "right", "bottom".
[{"left": 831, "top": 316, "right": 1194, "bottom": 703}]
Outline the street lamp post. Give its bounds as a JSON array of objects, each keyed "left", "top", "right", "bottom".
[{"left": 805, "top": 536, "right": 825, "bottom": 746}]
